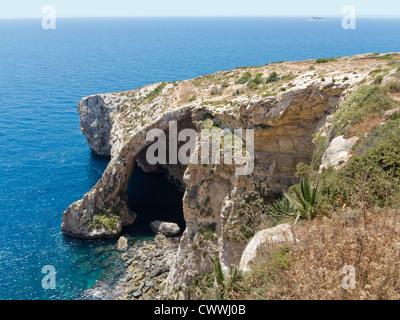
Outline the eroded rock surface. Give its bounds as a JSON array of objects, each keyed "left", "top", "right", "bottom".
[{"left": 320, "top": 135, "right": 359, "bottom": 170}]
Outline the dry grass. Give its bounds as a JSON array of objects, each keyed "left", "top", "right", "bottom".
[{"left": 235, "top": 209, "right": 400, "bottom": 300}]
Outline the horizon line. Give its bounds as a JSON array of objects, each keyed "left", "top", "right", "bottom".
[{"left": 1, "top": 14, "right": 400, "bottom": 20}]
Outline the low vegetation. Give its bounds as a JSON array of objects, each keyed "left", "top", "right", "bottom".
[
  {"left": 233, "top": 210, "right": 400, "bottom": 300},
  {"left": 377, "top": 53, "right": 394, "bottom": 60},
  {"left": 87, "top": 208, "right": 119, "bottom": 232},
  {"left": 266, "top": 71, "right": 279, "bottom": 83},
  {"left": 235, "top": 71, "right": 252, "bottom": 85},
  {"left": 329, "top": 84, "right": 394, "bottom": 138},
  {"left": 316, "top": 57, "right": 338, "bottom": 63},
  {"left": 147, "top": 82, "right": 168, "bottom": 101}
]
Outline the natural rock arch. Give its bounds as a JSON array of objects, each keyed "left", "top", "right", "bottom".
[{"left": 61, "top": 56, "right": 372, "bottom": 297}]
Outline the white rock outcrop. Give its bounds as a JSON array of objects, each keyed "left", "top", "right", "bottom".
[
  {"left": 117, "top": 235, "right": 129, "bottom": 251},
  {"left": 320, "top": 135, "right": 358, "bottom": 170},
  {"left": 239, "top": 223, "right": 296, "bottom": 273}
]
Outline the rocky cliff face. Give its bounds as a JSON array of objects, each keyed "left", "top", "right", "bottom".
[{"left": 61, "top": 53, "right": 400, "bottom": 296}]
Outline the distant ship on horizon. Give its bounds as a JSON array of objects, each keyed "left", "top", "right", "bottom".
[{"left": 310, "top": 17, "right": 325, "bottom": 21}]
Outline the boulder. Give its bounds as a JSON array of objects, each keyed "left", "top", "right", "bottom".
[
  {"left": 117, "top": 236, "right": 129, "bottom": 251},
  {"left": 239, "top": 223, "right": 296, "bottom": 273},
  {"left": 320, "top": 135, "right": 358, "bottom": 170},
  {"left": 150, "top": 220, "right": 180, "bottom": 237}
]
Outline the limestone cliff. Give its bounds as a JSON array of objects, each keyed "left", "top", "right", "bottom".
[{"left": 61, "top": 53, "right": 400, "bottom": 296}]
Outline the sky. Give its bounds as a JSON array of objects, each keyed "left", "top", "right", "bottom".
[{"left": 0, "top": 0, "right": 400, "bottom": 19}]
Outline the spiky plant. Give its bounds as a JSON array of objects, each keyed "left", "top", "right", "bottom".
[
  {"left": 268, "top": 197, "right": 295, "bottom": 218},
  {"left": 283, "top": 177, "right": 319, "bottom": 221},
  {"left": 210, "top": 256, "right": 225, "bottom": 299}
]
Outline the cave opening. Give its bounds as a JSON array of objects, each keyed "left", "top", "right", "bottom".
[
  {"left": 123, "top": 116, "right": 196, "bottom": 238},
  {"left": 123, "top": 162, "right": 186, "bottom": 238}
]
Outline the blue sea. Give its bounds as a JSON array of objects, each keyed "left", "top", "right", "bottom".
[{"left": 0, "top": 17, "right": 399, "bottom": 300}]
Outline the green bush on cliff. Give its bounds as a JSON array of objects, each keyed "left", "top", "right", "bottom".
[
  {"left": 318, "top": 117, "right": 400, "bottom": 209},
  {"left": 377, "top": 53, "right": 394, "bottom": 60},
  {"left": 247, "top": 73, "right": 264, "bottom": 87},
  {"left": 147, "top": 82, "right": 168, "bottom": 101},
  {"left": 266, "top": 72, "right": 279, "bottom": 83},
  {"left": 385, "top": 81, "right": 400, "bottom": 94},
  {"left": 310, "top": 133, "right": 327, "bottom": 171},
  {"left": 374, "top": 75, "right": 384, "bottom": 85},
  {"left": 188, "top": 257, "right": 242, "bottom": 300},
  {"left": 268, "top": 197, "right": 294, "bottom": 218},
  {"left": 330, "top": 85, "right": 394, "bottom": 138},
  {"left": 87, "top": 208, "right": 119, "bottom": 232},
  {"left": 235, "top": 71, "right": 252, "bottom": 84},
  {"left": 316, "top": 57, "right": 337, "bottom": 63},
  {"left": 198, "top": 223, "right": 218, "bottom": 241}
]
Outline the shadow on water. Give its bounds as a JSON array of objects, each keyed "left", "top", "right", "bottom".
[
  {"left": 124, "top": 163, "right": 186, "bottom": 238},
  {"left": 86, "top": 151, "right": 110, "bottom": 187}
]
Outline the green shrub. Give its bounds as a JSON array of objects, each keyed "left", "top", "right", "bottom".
[
  {"left": 330, "top": 85, "right": 394, "bottom": 137},
  {"left": 210, "top": 256, "right": 225, "bottom": 299},
  {"left": 266, "top": 72, "right": 279, "bottom": 83},
  {"left": 254, "top": 73, "right": 264, "bottom": 84},
  {"left": 311, "top": 134, "right": 327, "bottom": 171},
  {"left": 222, "top": 82, "right": 229, "bottom": 88},
  {"left": 247, "top": 82, "right": 259, "bottom": 90},
  {"left": 247, "top": 73, "right": 264, "bottom": 87},
  {"left": 316, "top": 57, "right": 337, "bottom": 63},
  {"left": 281, "top": 74, "right": 297, "bottom": 81},
  {"left": 235, "top": 71, "right": 252, "bottom": 84},
  {"left": 87, "top": 208, "right": 119, "bottom": 232},
  {"left": 385, "top": 81, "right": 400, "bottom": 94},
  {"left": 198, "top": 223, "right": 218, "bottom": 241},
  {"left": 233, "top": 89, "right": 241, "bottom": 96},
  {"left": 389, "top": 111, "right": 400, "bottom": 121},
  {"left": 369, "top": 68, "right": 382, "bottom": 76},
  {"left": 147, "top": 82, "right": 168, "bottom": 101},
  {"left": 377, "top": 54, "right": 394, "bottom": 60},
  {"left": 374, "top": 75, "right": 384, "bottom": 85}
]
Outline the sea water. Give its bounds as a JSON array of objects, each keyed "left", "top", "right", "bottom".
[{"left": 0, "top": 17, "right": 399, "bottom": 300}]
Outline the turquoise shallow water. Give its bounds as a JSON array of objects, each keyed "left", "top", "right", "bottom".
[{"left": 0, "top": 17, "right": 399, "bottom": 300}]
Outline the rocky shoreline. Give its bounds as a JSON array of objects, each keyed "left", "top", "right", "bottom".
[{"left": 82, "top": 234, "right": 180, "bottom": 300}]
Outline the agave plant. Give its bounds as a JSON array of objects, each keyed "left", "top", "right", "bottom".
[
  {"left": 210, "top": 256, "right": 239, "bottom": 299},
  {"left": 268, "top": 197, "right": 295, "bottom": 217},
  {"left": 210, "top": 256, "right": 225, "bottom": 298},
  {"left": 283, "top": 177, "right": 319, "bottom": 221}
]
